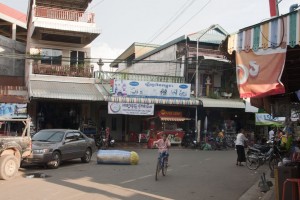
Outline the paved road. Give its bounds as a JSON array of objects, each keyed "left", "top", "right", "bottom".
[{"left": 0, "top": 148, "right": 269, "bottom": 200}]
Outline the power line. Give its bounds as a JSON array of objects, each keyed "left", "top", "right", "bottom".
[
  {"left": 146, "top": 0, "right": 196, "bottom": 44},
  {"left": 134, "top": 0, "right": 197, "bottom": 56},
  {"left": 160, "top": 0, "right": 212, "bottom": 44}
]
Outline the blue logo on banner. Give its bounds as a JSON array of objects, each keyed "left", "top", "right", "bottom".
[
  {"left": 129, "top": 81, "right": 139, "bottom": 86},
  {"left": 179, "top": 84, "right": 188, "bottom": 89}
]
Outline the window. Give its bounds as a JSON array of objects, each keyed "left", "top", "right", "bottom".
[
  {"left": 41, "top": 49, "right": 62, "bottom": 65},
  {"left": 66, "top": 132, "right": 75, "bottom": 140},
  {"left": 74, "top": 132, "right": 84, "bottom": 140},
  {"left": 70, "top": 51, "right": 85, "bottom": 66}
]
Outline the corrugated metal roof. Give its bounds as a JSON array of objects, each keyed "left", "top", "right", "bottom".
[
  {"left": 199, "top": 97, "right": 245, "bottom": 108},
  {"left": 187, "top": 24, "right": 228, "bottom": 44},
  {"left": 159, "top": 117, "right": 191, "bottom": 121},
  {"left": 104, "top": 95, "right": 201, "bottom": 106},
  {"left": 134, "top": 24, "right": 228, "bottom": 62},
  {"left": 30, "top": 80, "right": 104, "bottom": 101}
]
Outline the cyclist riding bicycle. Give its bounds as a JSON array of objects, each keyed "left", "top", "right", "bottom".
[{"left": 153, "top": 133, "right": 171, "bottom": 166}]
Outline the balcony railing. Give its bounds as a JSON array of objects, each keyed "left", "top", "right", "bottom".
[
  {"left": 33, "top": 64, "right": 93, "bottom": 78},
  {"left": 34, "top": 6, "right": 95, "bottom": 23},
  {"left": 187, "top": 47, "right": 221, "bottom": 57},
  {"left": 95, "top": 71, "right": 185, "bottom": 84}
]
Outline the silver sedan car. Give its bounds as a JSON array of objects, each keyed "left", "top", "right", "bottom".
[{"left": 25, "top": 129, "right": 97, "bottom": 169}]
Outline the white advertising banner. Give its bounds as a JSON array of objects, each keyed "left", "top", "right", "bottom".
[
  {"left": 112, "top": 80, "right": 191, "bottom": 99},
  {"left": 108, "top": 102, "right": 154, "bottom": 116},
  {"left": 255, "top": 113, "right": 285, "bottom": 126}
]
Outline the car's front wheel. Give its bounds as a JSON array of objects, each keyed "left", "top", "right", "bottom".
[
  {"left": 81, "top": 148, "right": 92, "bottom": 163},
  {"left": 47, "top": 151, "right": 61, "bottom": 169}
]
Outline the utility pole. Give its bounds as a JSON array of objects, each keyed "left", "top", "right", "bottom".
[
  {"left": 269, "top": 0, "right": 281, "bottom": 17},
  {"left": 194, "top": 24, "right": 217, "bottom": 142}
]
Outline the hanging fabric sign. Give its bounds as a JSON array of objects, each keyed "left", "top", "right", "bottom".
[{"left": 236, "top": 47, "right": 286, "bottom": 98}]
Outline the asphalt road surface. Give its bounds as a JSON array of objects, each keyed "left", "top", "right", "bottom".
[{"left": 0, "top": 148, "right": 269, "bottom": 200}]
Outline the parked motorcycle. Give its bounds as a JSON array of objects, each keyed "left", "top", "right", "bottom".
[
  {"left": 103, "top": 135, "right": 115, "bottom": 148},
  {"left": 181, "top": 130, "right": 196, "bottom": 148},
  {"left": 246, "top": 139, "right": 286, "bottom": 171},
  {"left": 94, "top": 133, "right": 105, "bottom": 149}
]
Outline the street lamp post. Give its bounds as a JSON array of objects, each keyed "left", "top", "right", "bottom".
[{"left": 194, "top": 24, "right": 217, "bottom": 143}]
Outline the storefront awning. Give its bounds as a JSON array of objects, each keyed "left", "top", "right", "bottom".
[
  {"left": 159, "top": 117, "right": 191, "bottom": 121},
  {"left": 29, "top": 80, "right": 104, "bottom": 101},
  {"left": 199, "top": 97, "right": 245, "bottom": 108},
  {"left": 104, "top": 96, "right": 201, "bottom": 106}
]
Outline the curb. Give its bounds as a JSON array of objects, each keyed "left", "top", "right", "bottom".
[{"left": 239, "top": 171, "right": 275, "bottom": 200}]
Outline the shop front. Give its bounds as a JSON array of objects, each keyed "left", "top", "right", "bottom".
[
  {"left": 28, "top": 79, "right": 105, "bottom": 133},
  {"left": 146, "top": 109, "right": 191, "bottom": 148}
]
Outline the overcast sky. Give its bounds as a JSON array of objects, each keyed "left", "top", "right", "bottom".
[{"left": 2, "top": 0, "right": 299, "bottom": 70}]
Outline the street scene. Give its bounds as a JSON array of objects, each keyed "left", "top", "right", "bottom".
[
  {"left": 2, "top": 148, "right": 269, "bottom": 200},
  {"left": 1, "top": 0, "right": 300, "bottom": 200}
]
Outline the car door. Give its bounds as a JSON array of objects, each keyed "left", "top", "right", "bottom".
[
  {"left": 73, "top": 131, "right": 88, "bottom": 158},
  {"left": 61, "top": 132, "right": 77, "bottom": 160}
]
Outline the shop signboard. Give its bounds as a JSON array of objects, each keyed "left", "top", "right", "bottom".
[
  {"left": 0, "top": 103, "right": 27, "bottom": 118},
  {"left": 255, "top": 113, "right": 285, "bottom": 126},
  {"left": 112, "top": 79, "right": 191, "bottom": 99},
  {"left": 108, "top": 102, "right": 154, "bottom": 116}
]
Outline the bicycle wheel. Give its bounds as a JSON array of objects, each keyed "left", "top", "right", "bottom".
[
  {"left": 246, "top": 154, "right": 260, "bottom": 170},
  {"left": 162, "top": 158, "right": 168, "bottom": 176},
  {"left": 269, "top": 156, "right": 281, "bottom": 171},
  {"left": 155, "top": 160, "right": 160, "bottom": 181}
]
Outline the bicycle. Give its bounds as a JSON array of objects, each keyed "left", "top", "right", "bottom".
[{"left": 155, "top": 151, "right": 168, "bottom": 181}]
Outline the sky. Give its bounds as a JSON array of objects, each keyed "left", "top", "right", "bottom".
[{"left": 1, "top": 0, "right": 299, "bottom": 70}]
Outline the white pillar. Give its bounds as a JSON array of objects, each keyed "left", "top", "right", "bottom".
[{"left": 12, "top": 24, "right": 16, "bottom": 40}]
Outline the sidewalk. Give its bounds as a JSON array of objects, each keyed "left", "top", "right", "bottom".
[{"left": 239, "top": 170, "right": 275, "bottom": 200}]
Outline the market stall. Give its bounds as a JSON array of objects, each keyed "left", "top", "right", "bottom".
[{"left": 146, "top": 109, "right": 191, "bottom": 148}]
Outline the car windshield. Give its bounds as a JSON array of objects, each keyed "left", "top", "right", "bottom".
[{"left": 32, "top": 130, "right": 65, "bottom": 142}]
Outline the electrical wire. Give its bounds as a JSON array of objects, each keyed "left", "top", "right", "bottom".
[
  {"left": 146, "top": 0, "right": 196, "bottom": 44},
  {"left": 160, "top": 0, "right": 212, "bottom": 44},
  {"left": 134, "top": 0, "right": 197, "bottom": 56}
]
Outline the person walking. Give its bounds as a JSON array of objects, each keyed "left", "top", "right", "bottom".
[{"left": 235, "top": 129, "right": 248, "bottom": 166}]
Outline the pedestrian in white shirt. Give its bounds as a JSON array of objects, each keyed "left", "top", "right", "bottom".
[
  {"left": 235, "top": 129, "right": 248, "bottom": 166},
  {"left": 268, "top": 127, "right": 275, "bottom": 141}
]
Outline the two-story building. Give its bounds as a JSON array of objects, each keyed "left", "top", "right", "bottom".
[{"left": 109, "top": 25, "right": 248, "bottom": 139}]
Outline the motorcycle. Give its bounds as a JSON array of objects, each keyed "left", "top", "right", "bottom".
[
  {"left": 246, "top": 139, "right": 286, "bottom": 171},
  {"left": 103, "top": 135, "right": 115, "bottom": 148},
  {"left": 94, "top": 133, "right": 105, "bottom": 149},
  {"left": 181, "top": 130, "right": 196, "bottom": 148}
]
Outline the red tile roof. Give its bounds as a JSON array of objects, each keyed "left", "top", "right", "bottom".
[{"left": 0, "top": 3, "right": 26, "bottom": 24}]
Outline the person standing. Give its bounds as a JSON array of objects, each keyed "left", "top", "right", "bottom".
[
  {"left": 268, "top": 127, "right": 275, "bottom": 140},
  {"left": 105, "top": 127, "right": 110, "bottom": 148},
  {"left": 235, "top": 129, "right": 248, "bottom": 166}
]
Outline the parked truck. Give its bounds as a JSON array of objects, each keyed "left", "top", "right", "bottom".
[{"left": 0, "top": 118, "right": 31, "bottom": 180}]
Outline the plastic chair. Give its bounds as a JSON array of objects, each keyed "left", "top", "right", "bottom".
[{"left": 282, "top": 178, "right": 300, "bottom": 200}]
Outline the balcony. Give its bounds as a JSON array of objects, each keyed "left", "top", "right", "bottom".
[
  {"left": 95, "top": 71, "right": 185, "bottom": 84},
  {"left": 30, "top": 6, "right": 100, "bottom": 44},
  {"left": 35, "top": 6, "right": 94, "bottom": 23},
  {"left": 33, "top": 64, "right": 93, "bottom": 78}
]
